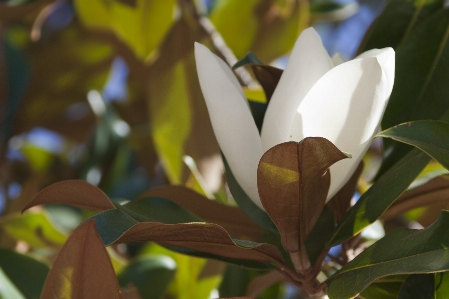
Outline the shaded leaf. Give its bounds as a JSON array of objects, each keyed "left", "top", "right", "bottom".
[
  {"left": 118, "top": 255, "right": 176, "bottom": 299},
  {"left": 326, "top": 148, "right": 430, "bottom": 247},
  {"left": 327, "top": 210, "right": 449, "bottom": 299},
  {"left": 223, "top": 156, "right": 278, "bottom": 235},
  {"left": 397, "top": 272, "right": 449, "bottom": 299},
  {"left": 0, "top": 248, "right": 50, "bottom": 299},
  {"left": 41, "top": 220, "right": 121, "bottom": 299},
  {"left": 0, "top": 211, "right": 67, "bottom": 248},
  {"left": 367, "top": 5, "right": 449, "bottom": 178},
  {"left": 382, "top": 176, "right": 449, "bottom": 220},
  {"left": 257, "top": 138, "right": 348, "bottom": 253},
  {"left": 305, "top": 206, "right": 335, "bottom": 266},
  {"left": 359, "top": 0, "right": 443, "bottom": 52},
  {"left": 378, "top": 120, "right": 449, "bottom": 170},
  {"left": 139, "top": 186, "right": 264, "bottom": 241},
  {"left": 327, "top": 162, "right": 363, "bottom": 223},
  {"left": 0, "top": 268, "right": 25, "bottom": 299},
  {"left": 22, "top": 180, "right": 115, "bottom": 212},
  {"left": 360, "top": 281, "right": 404, "bottom": 299}
]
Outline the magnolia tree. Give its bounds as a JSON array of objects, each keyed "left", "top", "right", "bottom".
[{"left": 4, "top": 0, "right": 449, "bottom": 298}]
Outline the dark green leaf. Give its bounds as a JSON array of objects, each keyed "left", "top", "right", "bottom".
[
  {"left": 370, "top": 6, "right": 449, "bottom": 178},
  {"left": 360, "top": 281, "right": 404, "bottom": 299},
  {"left": 305, "top": 206, "right": 335, "bottom": 266},
  {"left": 0, "top": 248, "right": 49, "bottom": 299},
  {"left": 327, "top": 210, "right": 449, "bottom": 299},
  {"left": 326, "top": 149, "right": 430, "bottom": 247},
  {"left": 118, "top": 255, "right": 176, "bottom": 299},
  {"left": 219, "top": 264, "right": 252, "bottom": 298},
  {"left": 223, "top": 156, "right": 278, "bottom": 235},
  {"left": 378, "top": 120, "right": 449, "bottom": 170},
  {"left": 398, "top": 272, "right": 449, "bottom": 299},
  {"left": 233, "top": 52, "right": 263, "bottom": 68},
  {"left": 359, "top": 0, "right": 443, "bottom": 52}
]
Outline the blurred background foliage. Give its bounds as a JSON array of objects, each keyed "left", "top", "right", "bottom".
[{"left": 2, "top": 0, "right": 447, "bottom": 298}]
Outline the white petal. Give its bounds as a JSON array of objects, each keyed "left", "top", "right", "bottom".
[
  {"left": 194, "top": 42, "right": 264, "bottom": 209},
  {"left": 289, "top": 57, "right": 387, "bottom": 201},
  {"left": 331, "top": 52, "right": 345, "bottom": 67},
  {"left": 357, "top": 48, "right": 395, "bottom": 97},
  {"left": 260, "top": 27, "right": 333, "bottom": 151}
]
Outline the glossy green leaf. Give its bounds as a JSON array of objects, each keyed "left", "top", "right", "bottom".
[
  {"left": 359, "top": 0, "right": 443, "bottom": 51},
  {"left": 0, "top": 212, "right": 68, "bottom": 248},
  {"left": 223, "top": 156, "right": 278, "bottom": 235},
  {"left": 327, "top": 210, "right": 449, "bottom": 299},
  {"left": 0, "top": 248, "right": 50, "bottom": 299},
  {"left": 378, "top": 120, "right": 449, "bottom": 171},
  {"left": 326, "top": 148, "right": 430, "bottom": 247},
  {"left": 118, "top": 255, "right": 176, "bottom": 299},
  {"left": 364, "top": 3, "right": 449, "bottom": 178},
  {"left": 0, "top": 267, "right": 25, "bottom": 299}
]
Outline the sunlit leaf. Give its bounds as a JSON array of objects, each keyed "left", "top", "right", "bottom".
[
  {"left": 74, "top": 0, "right": 176, "bottom": 61},
  {"left": 0, "top": 211, "right": 67, "bottom": 248},
  {"left": 327, "top": 210, "right": 449, "bottom": 298},
  {"left": 326, "top": 148, "right": 430, "bottom": 247},
  {"left": 41, "top": 220, "right": 121, "bottom": 299},
  {"left": 378, "top": 120, "right": 449, "bottom": 171}
]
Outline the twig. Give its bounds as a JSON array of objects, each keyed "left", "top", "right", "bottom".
[{"left": 178, "top": 0, "right": 258, "bottom": 88}]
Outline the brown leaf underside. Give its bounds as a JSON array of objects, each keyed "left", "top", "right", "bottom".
[
  {"left": 139, "top": 185, "right": 264, "bottom": 241},
  {"left": 41, "top": 220, "right": 121, "bottom": 299},
  {"left": 257, "top": 138, "right": 349, "bottom": 253},
  {"left": 22, "top": 180, "right": 115, "bottom": 212}
]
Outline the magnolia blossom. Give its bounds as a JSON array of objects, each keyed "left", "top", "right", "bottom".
[{"left": 195, "top": 27, "right": 395, "bottom": 210}]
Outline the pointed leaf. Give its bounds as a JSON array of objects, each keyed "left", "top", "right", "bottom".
[
  {"left": 257, "top": 138, "right": 349, "bottom": 252},
  {"left": 139, "top": 186, "right": 264, "bottom": 241},
  {"left": 378, "top": 120, "right": 449, "bottom": 170},
  {"left": 22, "top": 180, "right": 115, "bottom": 212},
  {"left": 327, "top": 210, "right": 449, "bottom": 299},
  {"left": 326, "top": 148, "right": 430, "bottom": 247},
  {"left": 41, "top": 220, "right": 121, "bottom": 299}
]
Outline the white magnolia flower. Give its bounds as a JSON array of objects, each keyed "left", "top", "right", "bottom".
[{"left": 195, "top": 27, "right": 395, "bottom": 210}]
